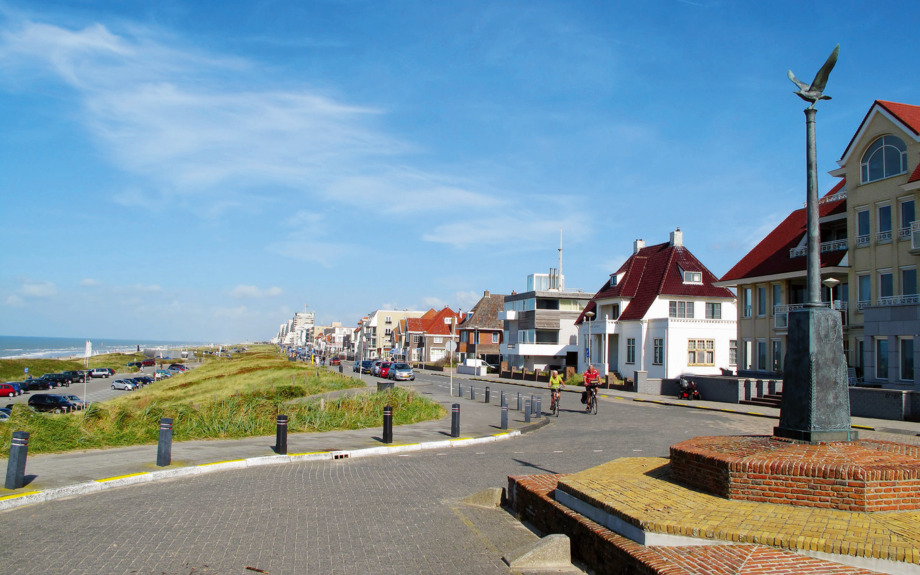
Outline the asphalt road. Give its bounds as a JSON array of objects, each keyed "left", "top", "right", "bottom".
[{"left": 0, "top": 380, "right": 777, "bottom": 575}]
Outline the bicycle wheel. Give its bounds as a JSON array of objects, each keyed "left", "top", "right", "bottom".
[
  {"left": 591, "top": 392, "right": 598, "bottom": 415},
  {"left": 553, "top": 395, "right": 560, "bottom": 417}
]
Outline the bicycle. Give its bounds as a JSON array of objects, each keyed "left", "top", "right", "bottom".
[
  {"left": 585, "top": 385, "right": 598, "bottom": 415},
  {"left": 550, "top": 389, "right": 561, "bottom": 417}
]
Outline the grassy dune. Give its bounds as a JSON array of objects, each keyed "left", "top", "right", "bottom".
[{"left": 1, "top": 347, "right": 445, "bottom": 455}]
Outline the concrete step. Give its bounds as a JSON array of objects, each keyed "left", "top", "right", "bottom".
[{"left": 739, "top": 397, "right": 782, "bottom": 408}]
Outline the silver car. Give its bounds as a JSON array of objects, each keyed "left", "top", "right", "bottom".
[
  {"left": 388, "top": 363, "right": 415, "bottom": 381},
  {"left": 111, "top": 379, "right": 137, "bottom": 391}
]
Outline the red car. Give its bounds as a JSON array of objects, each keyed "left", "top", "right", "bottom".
[
  {"left": 378, "top": 361, "right": 393, "bottom": 379},
  {"left": 330, "top": 357, "right": 341, "bottom": 366},
  {"left": 0, "top": 383, "right": 18, "bottom": 397}
]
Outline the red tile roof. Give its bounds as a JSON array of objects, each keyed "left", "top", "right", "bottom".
[
  {"left": 719, "top": 191, "right": 847, "bottom": 284},
  {"left": 909, "top": 162, "right": 920, "bottom": 184},
  {"left": 877, "top": 100, "right": 920, "bottom": 136},
  {"left": 580, "top": 239, "right": 735, "bottom": 323},
  {"left": 405, "top": 308, "right": 461, "bottom": 335}
]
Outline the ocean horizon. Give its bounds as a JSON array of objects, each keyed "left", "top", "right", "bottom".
[{"left": 0, "top": 335, "right": 212, "bottom": 360}]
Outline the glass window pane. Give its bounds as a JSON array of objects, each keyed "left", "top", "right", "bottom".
[
  {"left": 903, "top": 269, "right": 918, "bottom": 295},
  {"left": 857, "top": 210, "right": 870, "bottom": 236},
  {"left": 858, "top": 275, "right": 871, "bottom": 302},
  {"left": 877, "top": 338, "right": 889, "bottom": 379},
  {"left": 879, "top": 205, "right": 892, "bottom": 233},
  {"left": 901, "top": 338, "right": 914, "bottom": 381},
  {"left": 880, "top": 273, "right": 893, "bottom": 298},
  {"left": 902, "top": 200, "right": 915, "bottom": 228}
]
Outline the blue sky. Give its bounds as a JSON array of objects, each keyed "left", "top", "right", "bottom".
[{"left": 1, "top": 1, "right": 918, "bottom": 343}]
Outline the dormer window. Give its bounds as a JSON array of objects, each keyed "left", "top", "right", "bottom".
[
  {"left": 683, "top": 271, "right": 702, "bottom": 284},
  {"left": 609, "top": 273, "right": 620, "bottom": 288},
  {"left": 861, "top": 135, "right": 907, "bottom": 184}
]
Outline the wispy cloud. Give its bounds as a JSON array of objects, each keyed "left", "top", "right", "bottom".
[{"left": 230, "top": 285, "right": 283, "bottom": 299}]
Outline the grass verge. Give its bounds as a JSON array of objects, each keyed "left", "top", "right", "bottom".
[{"left": 1, "top": 348, "right": 445, "bottom": 455}]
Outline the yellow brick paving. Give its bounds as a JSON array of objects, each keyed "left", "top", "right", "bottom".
[{"left": 557, "top": 457, "right": 920, "bottom": 565}]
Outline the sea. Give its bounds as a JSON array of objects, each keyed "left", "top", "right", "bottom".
[{"left": 0, "top": 335, "right": 210, "bottom": 360}]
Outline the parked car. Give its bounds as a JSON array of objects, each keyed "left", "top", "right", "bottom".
[
  {"left": 378, "top": 361, "right": 393, "bottom": 379},
  {"left": 111, "top": 379, "right": 138, "bottom": 391},
  {"left": 28, "top": 394, "right": 77, "bottom": 413},
  {"left": 359, "top": 360, "right": 374, "bottom": 374},
  {"left": 388, "top": 363, "right": 415, "bottom": 381},
  {"left": 40, "top": 373, "right": 71, "bottom": 388},
  {"left": 0, "top": 407, "right": 11, "bottom": 421},
  {"left": 62, "top": 395, "right": 86, "bottom": 410},
  {"left": 168, "top": 364, "right": 188, "bottom": 372},
  {"left": 23, "top": 378, "right": 52, "bottom": 391},
  {"left": 127, "top": 358, "right": 156, "bottom": 368},
  {"left": 0, "top": 383, "right": 19, "bottom": 397},
  {"left": 371, "top": 361, "right": 384, "bottom": 376},
  {"left": 155, "top": 370, "right": 171, "bottom": 380},
  {"left": 88, "top": 368, "right": 112, "bottom": 379},
  {"left": 1, "top": 381, "right": 24, "bottom": 396},
  {"left": 330, "top": 357, "right": 341, "bottom": 366},
  {"left": 62, "top": 370, "right": 87, "bottom": 383}
]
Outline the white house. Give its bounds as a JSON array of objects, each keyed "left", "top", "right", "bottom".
[{"left": 578, "top": 229, "right": 737, "bottom": 380}]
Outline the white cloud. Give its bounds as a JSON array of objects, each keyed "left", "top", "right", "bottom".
[
  {"left": 230, "top": 285, "right": 283, "bottom": 299},
  {"left": 80, "top": 278, "right": 100, "bottom": 286},
  {"left": 5, "top": 294, "right": 24, "bottom": 307},
  {"left": 20, "top": 280, "right": 57, "bottom": 298}
]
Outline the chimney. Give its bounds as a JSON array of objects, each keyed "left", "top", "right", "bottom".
[
  {"left": 670, "top": 228, "right": 683, "bottom": 247},
  {"left": 483, "top": 290, "right": 490, "bottom": 297},
  {"left": 633, "top": 239, "right": 645, "bottom": 254}
]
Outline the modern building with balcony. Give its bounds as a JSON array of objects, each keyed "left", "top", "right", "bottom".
[
  {"left": 499, "top": 270, "right": 592, "bottom": 371},
  {"left": 355, "top": 309, "right": 426, "bottom": 360},
  {"left": 580, "top": 229, "right": 736, "bottom": 380},
  {"left": 716, "top": 183, "right": 849, "bottom": 376},
  {"left": 719, "top": 100, "right": 920, "bottom": 388}
]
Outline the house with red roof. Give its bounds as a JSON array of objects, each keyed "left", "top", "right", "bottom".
[
  {"left": 718, "top": 100, "right": 920, "bottom": 387},
  {"left": 394, "top": 307, "right": 462, "bottom": 363},
  {"left": 578, "top": 229, "right": 736, "bottom": 381},
  {"left": 354, "top": 309, "right": 427, "bottom": 360},
  {"left": 457, "top": 291, "right": 506, "bottom": 365}
]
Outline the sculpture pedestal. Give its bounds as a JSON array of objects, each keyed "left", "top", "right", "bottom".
[{"left": 774, "top": 306, "right": 857, "bottom": 442}]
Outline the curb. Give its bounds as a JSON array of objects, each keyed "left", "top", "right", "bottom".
[{"left": 0, "top": 429, "right": 524, "bottom": 513}]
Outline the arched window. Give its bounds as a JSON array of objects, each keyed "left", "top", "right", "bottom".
[{"left": 861, "top": 135, "right": 907, "bottom": 183}]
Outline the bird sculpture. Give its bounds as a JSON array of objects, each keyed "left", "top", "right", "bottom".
[{"left": 787, "top": 45, "right": 839, "bottom": 108}]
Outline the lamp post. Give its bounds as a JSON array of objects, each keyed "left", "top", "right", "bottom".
[
  {"left": 823, "top": 277, "right": 840, "bottom": 311},
  {"left": 585, "top": 311, "right": 595, "bottom": 371}
]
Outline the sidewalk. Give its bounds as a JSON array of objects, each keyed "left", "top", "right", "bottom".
[{"left": 0, "top": 376, "right": 546, "bottom": 511}]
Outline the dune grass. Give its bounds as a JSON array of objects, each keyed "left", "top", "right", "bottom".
[{"left": 1, "top": 347, "right": 445, "bottom": 455}]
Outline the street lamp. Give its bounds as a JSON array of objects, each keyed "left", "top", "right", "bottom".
[
  {"left": 585, "top": 310, "right": 595, "bottom": 371},
  {"left": 822, "top": 277, "right": 840, "bottom": 310}
]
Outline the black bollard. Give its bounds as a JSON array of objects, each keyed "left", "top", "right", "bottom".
[
  {"left": 451, "top": 403, "right": 460, "bottom": 438},
  {"left": 485, "top": 387, "right": 490, "bottom": 404},
  {"left": 156, "top": 418, "right": 173, "bottom": 467},
  {"left": 458, "top": 384, "right": 463, "bottom": 398},
  {"left": 275, "top": 414, "right": 288, "bottom": 455},
  {"left": 4, "top": 431, "right": 29, "bottom": 489},
  {"left": 517, "top": 392, "right": 522, "bottom": 411},
  {"left": 524, "top": 400, "right": 531, "bottom": 423},
  {"left": 338, "top": 363, "right": 343, "bottom": 374},
  {"left": 383, "top": 405, "right": 393, "bottom": 444},
  {"left": 501, "top": 405, "right": 508, "bottom": 430},
  {"left": 470, "top": 386, "right": 476, "bottom": 401}
]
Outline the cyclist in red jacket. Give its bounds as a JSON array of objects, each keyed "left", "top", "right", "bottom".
[{"left": 583, "top": 365, "right": 600, "bottom": 413}]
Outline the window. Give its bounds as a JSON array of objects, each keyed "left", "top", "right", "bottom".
[
  {"left": 757, "top": 340, "right": 767, "bottom": 370},
  {"left": 460, "top": 332, "right": 468, "bottom": 343},
  {"left": 491, "top": 332, "right": 499, "bottom": 344},
  {"left": 385, "top": 316, "right": 392, "bottom": 324},
  {"left": 683, "top": 270, "right": 702, "bottom": 283},
  {"left": 705, "top": 302, "right": 721, "bottom": 319},
  {"left": 772, "top": 284, "right": 782, "bottom": 314},
  {"left": 609, "top": 274, "right": 618, "bottom": 287},
  {"left": 669, "top": 301, "right": 695, "bottom": 318},
  {"left": 626, "top": 338, "right": 636, "bottom": 364},
  {"left": 861, "top": 135, "right": 907, "bottom": 183},
  {"left": 536, "top": 299, "right": 560, "bottom": 310},
  {"left": 858, "top": 274, "right": 871, "bottom": 306},
  {"left": 433, "top": 337, "right": 443, "bottom": 344},
  {"left": 902, "top": 268, "right": 918, "bottom": 296},
  {"left": 535, "top": 330, "right": 558, "bottom": 344},
  {"left": 729, "top": 340, "right": 737, "bottom": 366},
  {"left": 688, "top": 339, "right": 714, "bottom": 366},
  {"left": 757, "top": 287, "right": 767, "bottom": 316},
  {"left": 743, "top": 340, "right": 753, "bottom": 370},
  {"left": 879, "top": 270, "right": 893, "bottom": 299},
  {"left": 412, "top": 335, "right": 421, "bottom": 343},
  {"left": 610, "top": 304, "right": 620, "bottom": 319},
  {"left": 772, "top": 340, "right": 783, "bottom": 372},
  {"left": 877, "top": 337, "right": 889, "bottom": 379},
  {"left": 743, "top": 288, "right": 753, "bottom": 318},
  {"left": 900, "top": 199, "right": 915, "bottom": 239},
  {"left": 878, "top": 204, "right": 892, "bottom": 242},
  {"left": 901, "top": 337, "right": 914, "bottom": 381},
  {"left": 653, "top": 339, "right": 663, "bottom": 365},
  {"left": 856, "top": 209, "right": 870, "bottom": 246}
]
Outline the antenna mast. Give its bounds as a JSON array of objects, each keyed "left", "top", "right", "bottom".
[{"left": 558, "top": 228, "right": 564, "bottom": 291}]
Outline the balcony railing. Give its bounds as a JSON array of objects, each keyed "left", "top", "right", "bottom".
[
  {"left": 774, "top": 302, "right": 847, "bottom": 328},
  {"left": 877, "top": 295, "right": 920, "bottom": 306},
  {"left": 899, "top": 226, "right": 911, "bottom": 240},
  {"left": 856, "top": 234, "right": 870, "bottom": 247},
  {"left": 788, "top": 239, "right": 848, "bottom": 258},
  {"left": 877, "top": 230, "right": 893, "bottom": 243}
]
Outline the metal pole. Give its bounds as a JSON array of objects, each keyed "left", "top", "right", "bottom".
[
  {"left": 501, "top": 405, "right": 508, "bottom": 430},
  {"left": 485, "top": 386, "right": 490, "bottom": 404},
  {"left": 500, "top": 390, "right": 506, "bottom": 407},
  {"left": 517, "top": 392, "right": 522, "bottom": 411},
  {"left": 383, "top": 405, "right": 393, "bottom": 444},
  {"left": 470, "top": 386, "right": 476, "bottom": 401},
  {"left": 4, "top": 431, "right": 29, "bottom": 489},
  {"left": 450, "top": 403, "right": 460, "bottom": 438},
  {"left": 275, "top": 414, "right": 288, "bottom": 455},
  {"left": 156, "top": 418, "right": 173, "bottom": 467},
  {"left": 536, "top": 396, "right": 542, "bottom": 418},
  {"left": 805, "top": 107, "right": 821, "bottom": 306},
  {"left": 524, "top": 400, "right": 531, "bottom": 423}
]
